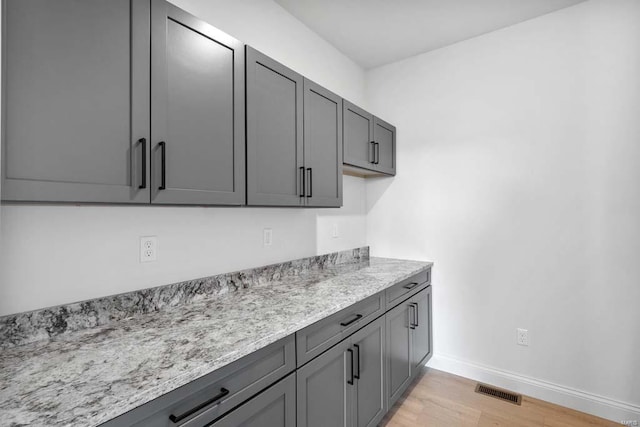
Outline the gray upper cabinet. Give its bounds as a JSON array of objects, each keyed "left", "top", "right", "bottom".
[
  {"left": 303, "top": 79, "right": 343, "bottom": 207},
  {"left": 373, "top": 117, "right": 396, "bottom": 176},
  {"left": 246, "top": 46, "right": 304, "bottom": 207},
  {"left": 1, "top": 0, "right": 150, "bottom": 203},
  {"left": 343, "top": 100, "right": 375, "bottom": 172},
  {"left": 150, "top": 0, "right": 245, "bottom": 205},
  {"left": 246, "top": 48, "right": 342, "bottom": 208},
  {"left": 342, "top": 100, "right": 396, "bottom": 177}
]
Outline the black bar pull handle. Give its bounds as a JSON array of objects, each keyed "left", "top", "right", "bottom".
[
  {"left": 403, "top": 282, "right": 419, "bottom": 290},
  {"left": 409, "top": 304, "right": 417, "bottom": 329},
  {"left": 169, "top": 387, "right": 229, "bottom": 423},
  {"left": 353, "top": 344, "right": 361, "bottom": 379},
  {"left": 158, "top": 141, "right": 167, "bottom": 190},
  {"left": 138, "top": 138, "right": 147, "bottom": 189},
  {"left": 347, "top": 349, "right": 354, "bottom": 385},
  {"left": 299, "top": 166, "right": 305, "bottom": 197},
  {"left": 340, "top": 313, "right": 362, "bottom": 327},
  {"left": 415, "top": 303, "right": 419, "bottom": 327},
  {"left": 369, "top": 141, "right": 375, "bottom": 163},
  {"left": 306, "top": 168, "right": 312, "bottom": 198}
]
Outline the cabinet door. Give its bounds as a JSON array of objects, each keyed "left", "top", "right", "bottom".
[
  {"left": 297, "top": 339, "right": 354, "bottom": 427},
  {"left": 246, "top": 47, "right": 304, "bottom": 206},
  {"left": 303, "top": 79, "right": 343, "bottom": 207},
  {"left": 342, "top": 100, "right": 375, "bottom": 171},
  {"left": 2, "top": 0, "right": 150, "bottom": 203},
  {"left": 352, "top": 317, "right": 386, "bottom": 427},
  {"left": 411, "top": 287, "right": 432, "bottom": 372},
  {"left": 150, "top": 0, "right": 245, "bottom": 205},
  {"left": 373, "top": 117, "right": 396, "bottom": 176},
  {"left": 207, "top": 373, "right": 296, "bottom": 427},
  {"left": 385, "top": 302, "right": 413, "bottom": 408}
]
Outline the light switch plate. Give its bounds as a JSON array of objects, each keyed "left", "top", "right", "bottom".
[{"left": 263, "top": 228, "right": 273, "bottom": 247}]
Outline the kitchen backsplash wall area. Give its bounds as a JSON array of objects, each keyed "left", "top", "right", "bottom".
[{"left": 0, "top": 247, "right": 369, "bottom": 349}]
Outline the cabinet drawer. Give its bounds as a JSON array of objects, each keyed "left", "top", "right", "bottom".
[
  {"left": 103, "top": 335, "right": 295, "bottom": 427},
  {"left": 204, "top": 373, "right": 296, "bottom": 427},
  {"left": 296, "top": 292, "right": 384, "bottom": 366},
  {"left": 385, "top": 269, "right": 431, "bottom": 310}
]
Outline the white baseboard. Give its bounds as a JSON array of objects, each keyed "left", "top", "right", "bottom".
[{"left": 427, "top": 353, "right": 640, "bottom": 424}]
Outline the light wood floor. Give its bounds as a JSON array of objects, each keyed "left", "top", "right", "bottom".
[{"left": 381, "top": 368, "right": 623, "bottom": 427}]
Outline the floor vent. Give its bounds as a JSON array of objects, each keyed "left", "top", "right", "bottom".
[{"left": 475, "top": 383, "right": 522, "bottom": 405}]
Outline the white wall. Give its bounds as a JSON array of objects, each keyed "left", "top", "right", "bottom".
[
  {"left": 0, "top": 0, "right": 368, "bottom": 316},
  {"left": 365, "top": 0, "right": 640, "bottom": 419}
]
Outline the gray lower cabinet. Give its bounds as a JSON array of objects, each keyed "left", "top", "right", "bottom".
[
  {"left": 297, "top": 338, "right": 353, "bottom": 427},
  {"left": 296, "top": 293, "right": 384, "bottom": 366},
  {"left": 342, "top": 100, "right": 396, "bottom": 177},
  {"left": 150, "top": 0, "right": 245, "bottom": 205},
  {"left": 351, "top": 317, "right": 387, "bottom": 427},
  {"left": 411, "top": 286, "right": 432, "bottom": 371},
  {"left": 386, "top": 286, "right": 433, "bottom": 409},
  {"left": 209, "top": 373, "right": 296, "bottom": 427},
  {"left": 246, "top": 47, "right": 304, "bottom": 207},
  {"left": 297, "top": 316, "right": 386, "bottom": 427},
  {"left": 385, "top": 301, "right": 413, "bottom": 409},
  {"left": 1, "top": 0, "right": 150, "bottom": 203},
  {"left": 246, "top": 47, "right": 343, "bottom": 208}
]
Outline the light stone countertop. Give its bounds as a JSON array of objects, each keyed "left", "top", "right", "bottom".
[{"left": 0, "top": 257, "right": 432, "bottom": 427}]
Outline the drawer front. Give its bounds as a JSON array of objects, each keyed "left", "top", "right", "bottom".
[
  {"left": 104, "top": 335, "right": 295, "bottom": 427},
  {"left": 296, "top": 292, "right": 384, "bottom": 367},
  {"left": 385, "top": 269, "right": 430, "bottom": 310},
  {"left": 204, "top": 373, "right": 296, "bottom": 427}
]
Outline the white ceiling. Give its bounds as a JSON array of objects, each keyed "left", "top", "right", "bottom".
[{"left": 274, "top": 0, "right": 586, "bottom": 69}]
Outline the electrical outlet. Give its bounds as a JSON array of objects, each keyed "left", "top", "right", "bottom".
[
  {"left": 263, "top": 228, "right": 273, "bottom": 247},
  {"left": 331, "top": 224, "right": 339, "bottom": 239},
  {"left": 140, "top": 236, "right": 157, "bottom": 263},
  {"left": 517, "top": 328, "right": 529, "bottom": 346}
]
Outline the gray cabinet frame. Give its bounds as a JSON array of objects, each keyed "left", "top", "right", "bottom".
[
  {"left": 209, "top": 373, "right": 296, "bottom": 427},
  {"left": 373, "top": 116, "right": 396, "bottom": 176},
  {"left": 351, "top": 316, "right": 387, "bottom": 427},
  {"left": 246, "top": 46, "right": 305, "bottom": 207},
  {"left": 1, "top": 0, "right": 151, "bottom": 203},
  {"left": 150, "top": 0, "right": 245, "bottom": 205},
  {"left": 342, "top": 100, "right": 397, "bottom": 177},
  {"left": 297, "top": 315, "right": 387, "bottom": 427},
  {"left": 303, "top": 78, "right": 343, "bottom": 207},
  {"left": 342, "top": 100, "right": 376, "bottom": 173}
]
